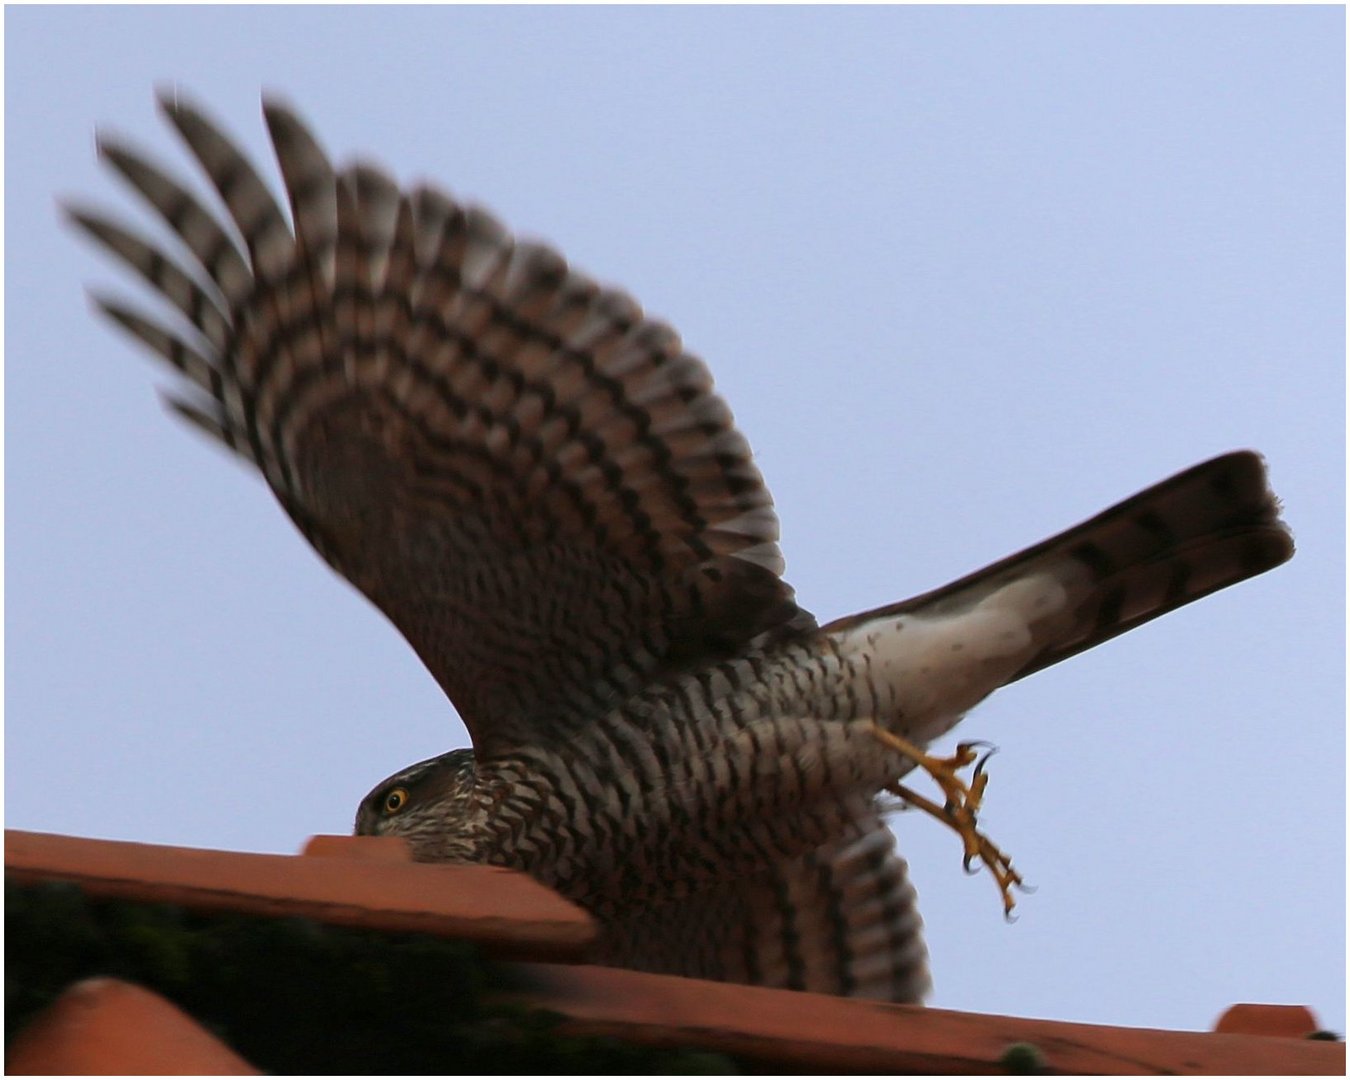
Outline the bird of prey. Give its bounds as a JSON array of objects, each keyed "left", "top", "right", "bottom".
[{"left": 68, "top": 91, "right": 1292, "bottom": 1005}]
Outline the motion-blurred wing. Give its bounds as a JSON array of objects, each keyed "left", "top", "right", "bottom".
[
  {"left": 69, "top": 92, "right": 813, "bottom": 757},
  {"left": 597, "top": 803, "right": 930, "bottom": 1004}
]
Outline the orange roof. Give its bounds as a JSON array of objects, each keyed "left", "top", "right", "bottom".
[{"left": 6, "top": 829, "right": 1342, "bottom": 1075}]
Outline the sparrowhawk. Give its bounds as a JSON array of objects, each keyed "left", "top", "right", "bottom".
[{"left": 69, "top": 91, "right": 1293, "bottom": 1005}]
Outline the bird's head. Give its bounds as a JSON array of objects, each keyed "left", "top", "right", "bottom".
[{"left": 354, "top": 748, "right": 483, "bottom": 862}]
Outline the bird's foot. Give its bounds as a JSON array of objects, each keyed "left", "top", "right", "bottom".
[{"left": 872, "top": 726, "right": 1027, "bottom": 918}]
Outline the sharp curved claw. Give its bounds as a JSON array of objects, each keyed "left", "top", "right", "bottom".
[{"left": 871, "top": 725, "right": 1026, "bottom": 918}]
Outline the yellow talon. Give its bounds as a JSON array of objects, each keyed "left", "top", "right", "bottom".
[{"left": 872, "top": 725, "right": 1026, "bottom": 917}]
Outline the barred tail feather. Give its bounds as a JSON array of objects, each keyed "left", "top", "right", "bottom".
[{"left": 825, "top": 451, "right": 1293, "bottom": 687}]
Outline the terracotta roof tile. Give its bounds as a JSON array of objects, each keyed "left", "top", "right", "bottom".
[
  {"left": 1214, "top": 1003, "right": 1322, "bottom": 1038},
  {"left": 5, "top": 977, "right": 259, "bottom": 1075},
  {"left": 6, "top": 829, "right": 592, "bottom": 961},
  {"left": 6, "top": 829, "right": 1343, "bottom": 1075},
  {"left": 507, "top": 963, "right": 1342, "bottom": 1074}
]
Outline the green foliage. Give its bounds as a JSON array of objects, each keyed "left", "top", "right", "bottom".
[
  {"left": 5, "top": 880, "right": 739, "bottom": 1074},
  {"left": 998, "top": 1040, "right": 1048, "bottom": 1074}
]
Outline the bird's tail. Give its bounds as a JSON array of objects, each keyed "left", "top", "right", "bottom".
[{"left": 823, "top": 451, "right": 1292, "bottom": 725}]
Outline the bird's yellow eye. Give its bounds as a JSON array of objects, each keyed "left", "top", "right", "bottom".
[{"left": 383, "top": 787, "right": 410, "bottom": 815}]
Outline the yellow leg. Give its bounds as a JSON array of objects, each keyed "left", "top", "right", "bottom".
[{"left": 872, "top": 725, "right": 1026, "bottom": 918}]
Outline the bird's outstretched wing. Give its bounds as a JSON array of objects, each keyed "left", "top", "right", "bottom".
[
  {"left": 68, "top": 92, "right": 813, "bottom": 757},
  {"left": 595, "top": 800, "right": 931, "bottom": 1003}
]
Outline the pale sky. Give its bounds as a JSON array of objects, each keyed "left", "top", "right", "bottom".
[{"left": 6, "top": 6, "right": 1344, "bottom": 1033}]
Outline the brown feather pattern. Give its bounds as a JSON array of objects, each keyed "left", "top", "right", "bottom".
[{"left": 70, "top": 92, "right": 1292, "bottom": 1008}]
